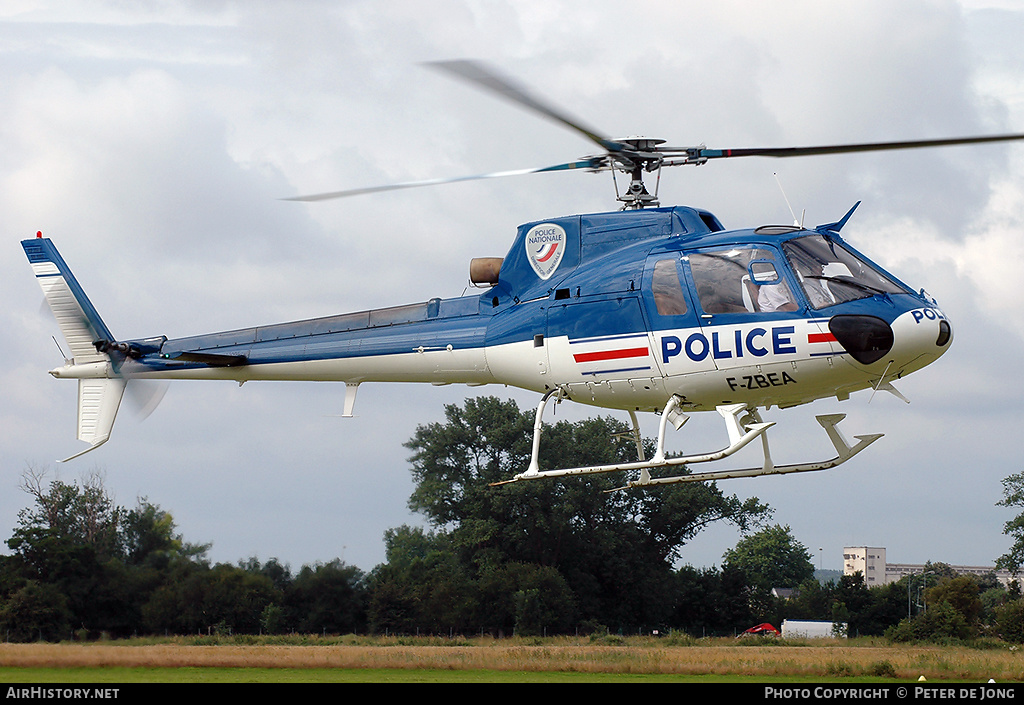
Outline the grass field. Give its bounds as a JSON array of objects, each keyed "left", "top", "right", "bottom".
[
  {"left": 0, "top": 636, "right": 1021, "bottom": 683},
  {"left": 0, "top": 665, "right": 718, "bottom": 683}
]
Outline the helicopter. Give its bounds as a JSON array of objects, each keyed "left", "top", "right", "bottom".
[{"left": 23, "top": 60, "right": 1024, "bottom": 490}]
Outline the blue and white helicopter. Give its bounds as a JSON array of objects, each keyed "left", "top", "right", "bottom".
[{"left": 24, "top": 61, "right": 1024, "bottom": 490}]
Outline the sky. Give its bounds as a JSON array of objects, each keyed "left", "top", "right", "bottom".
[{"left": 2, "top": 0, "right": 1023, "bottom": 577}]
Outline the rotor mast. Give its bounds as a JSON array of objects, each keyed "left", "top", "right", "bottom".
[{"left": 608, "top": 137, "right": 666, "bottom": 209}]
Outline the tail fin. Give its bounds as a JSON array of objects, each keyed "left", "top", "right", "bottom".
[
  {"left": 23, "top": 234, "right": 126, "bottom": 461},
  {"left": 23, "top": 234, "right": 114, "bottom": 364},
  {"left": 67, "top": 378, "right": 127, "bottom": 461}
]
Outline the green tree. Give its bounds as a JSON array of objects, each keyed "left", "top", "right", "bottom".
[
  {"left": 122, "top": 499, "right": 207, "bottom": 569},
  {"left": 784, "top": 576, "right": 834, "bottom": 621},
  {"left": 260, "top": 603, "right": 285, "bottom": 634},
  {"left": 202, "top": 563, "right": 280, "bottom": 634},
  {"left": 366, "top": 574, "right": 419, "bottom": 635},
  {"left": 997, "top": 471, "right": 1024, "bottom": 575},
  {"left": 887, "top": 600, "right": 972, "bottom": 642},
  {"left": 0, "top": 581, "right": 72, "bottom": 642},
  {"left": 993, "top": 598, "right": 1024, "bottom": 643},
  {"left": 924, "top": 575, "right": 983, "bottom": 628},
  {"left": 477, "top": 562, "right": 577, "bottom": 636},
  {"left": 722, "top": 524, "right": 814, "bottom": 596},
  {"left": 670, "top": 564, "right": 754, "bottom": 636},
  {"left": 367, "top": 526, "right": 482, "bottom": 635},
  {"left": 246, "top": 557, "right": 293, "bottom": 593},
  {"left": 980, "top": 584, "right": 1011, "bottom": 628},
  {"left": 884, "top": 573, "right": 984, "bottom": 643},
  {"left": 854, "top": 578, "right": 908, "bottom": 636},
  {"left": 831, "top": 600, "right": 851, "bottom": 637},
  {"left": 834, "top": 573, "right": 873, "bottom": 636},
  {"left": 286, "top": 560, "right": 366, "bottom": 634},
  {"left": 5, "top": 526, "right": 111, "bottom": 634},
  {"left": 402, "top": 396, "right": 770, "bottom": 633},
  {"left": 140, "top": 559, "right": 213, "bottom": 634},
  {"left": 5, "top": 468, "right": 208, "bottom": 638},
  {"left": 16, "top": 467, "right": 123, "bottom": 559},
  {"left": 367, "top": 526, "right": 449, "bottom": 634}
]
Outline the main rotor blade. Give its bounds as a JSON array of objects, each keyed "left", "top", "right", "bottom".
[
  {"left": 689, "top": 132, "right": 1024, "bottom": 161},
  {"left": 425, "top": 59, "right": 626, "bottom": 154},
  {"left": 283, "top": 159, "right": 603, "bottom": 202}
]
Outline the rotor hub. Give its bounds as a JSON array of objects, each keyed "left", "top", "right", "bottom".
[{"left": 614, "top": 136, "right": 666, "bottom": 152}]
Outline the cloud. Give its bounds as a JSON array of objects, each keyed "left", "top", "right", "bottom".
[{"left": 1, "top": 0, "right": 1021, "bottom": 575}]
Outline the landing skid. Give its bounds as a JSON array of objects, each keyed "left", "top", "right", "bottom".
[{"left": 489, "top": 391, "right": 882, "bottom": 490}]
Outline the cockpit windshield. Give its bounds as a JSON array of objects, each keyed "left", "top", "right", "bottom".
[{"left": 782, "top": 234, "right": 909, "bottom": 310}]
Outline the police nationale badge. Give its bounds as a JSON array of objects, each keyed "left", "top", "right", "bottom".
[{"left": 525, "top": 223, "right": 566, "bottom": 280}]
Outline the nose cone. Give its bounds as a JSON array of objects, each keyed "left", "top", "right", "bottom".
[
  {"left": 889, "top": 308, "right": 953, "bottom": 371},
  {"left": 829, "top": 309, "right": 952, "bottom": 372}
]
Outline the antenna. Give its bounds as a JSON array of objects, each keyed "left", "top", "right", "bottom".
[
  {"left": 52, "top": 335, "right": 70, "bottom": 364},
  {"left": 774, "top": 172, "right": 804, "bottom": 227}
]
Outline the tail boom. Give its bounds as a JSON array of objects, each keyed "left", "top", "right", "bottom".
[{"left": 24, "top": 235, "right": 500, "bottom": 459}]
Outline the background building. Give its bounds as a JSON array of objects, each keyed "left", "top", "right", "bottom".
[
  {"left": 843, "top": 547, "right": 887, "bottom": 586},
  {"left": 843, "top": 546, "right": 1014, "bottom": 587}
]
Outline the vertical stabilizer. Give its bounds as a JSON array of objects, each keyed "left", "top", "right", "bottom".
[
  {"left": 23, "top": 235, "right": 114, "bottom": 364},
  {"left": 65, "top": 378, "right": 127, "bottom": 461},
  {"left": 23, "top": 235, "right": 126, "bottom": 461}
]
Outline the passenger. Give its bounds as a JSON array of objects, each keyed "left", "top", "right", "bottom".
[{"left": 758, "top": 281, "right": 798, "bottom": 312}]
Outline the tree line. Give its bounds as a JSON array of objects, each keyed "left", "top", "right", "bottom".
[{"left": 2, "top": 396, "right": 1023, "bottom": 642}]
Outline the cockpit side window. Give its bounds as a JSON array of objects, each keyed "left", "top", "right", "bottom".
[
  {"left": 651, "top": 258, "right": 688, "bottom": 316},
  {"left": 782, "top": 234, "right": 908, "bottom": 310},
  {"left": 688, "top": 247, "right": 795, "bottom": 314}
]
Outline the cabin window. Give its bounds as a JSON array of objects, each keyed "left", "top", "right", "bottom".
[
  {"left": 782, "top": 234, "right": 908, "bottom": 310},
  {"left": 688, "top": 247, "right": 796, "bottom": 314},
  {"left": 651, "top": 259, "right": 688, "bottom": 316}
]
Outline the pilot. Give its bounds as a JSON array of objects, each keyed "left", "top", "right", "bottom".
[
  {"left": 801, "top": 272, "right": 834, "bottom": 308},
  {"left": 794, "top": 260, "right": 834, "bottom": 309}
]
